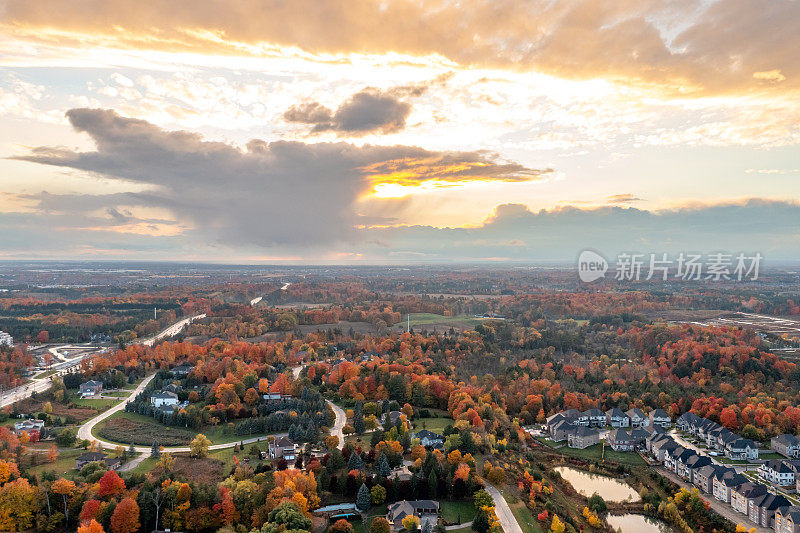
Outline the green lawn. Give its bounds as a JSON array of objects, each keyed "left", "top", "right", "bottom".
[
  {"left": 26, "top": 448, "right": 83, "bottom": 479},
  {"left": 413, "top": 415, "right": 454, "bottom": 434},
  {"left": 395, "top": 313, "right": 482, "bottom": 327},
  {"left": 71, "top": 397, "right": 121, "bottom": 410},
  {"left": 546, "top": 442, "right": 646, "bottom": 466},
  {"left": 439, "top": 500, "right": 476, "bottom": 524}
]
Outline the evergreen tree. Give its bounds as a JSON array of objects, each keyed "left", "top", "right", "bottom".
[
  {"left": 377, "top": 453, "right": 391, "bottom": 477},
  {"left": 348, "top": 451, "right": 364, "bottom": 470},
  {"left": 357, "top": 483, "right": 371, "bottom": 511},
  {"left": 151, "top": 440, "right": 160, "bottom": 458},
  {"left": 428, "top": 470, "right": 438, "bottom": 499}
]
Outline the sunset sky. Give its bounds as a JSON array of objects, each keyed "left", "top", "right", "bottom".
[{"left": 1, "top": 0, "right": 799, "bottom": 262}]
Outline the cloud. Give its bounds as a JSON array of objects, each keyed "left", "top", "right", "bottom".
[
  {"left": 3, "top": 0, "right": 800, "bottom": 95},
  {"left": 284, "top": 87, "right": 413, "bottom": 135},
  {"left": 605, "top": 194, "right": 642, "bottom": 204},
  {"left": 364, "top": 200, "right": 800, "bottom": 261},
  {"left": 10, "top": 108, "right": 548, "bottom": 249}
]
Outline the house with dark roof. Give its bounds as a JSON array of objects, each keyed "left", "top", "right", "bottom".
[
  {"left": 413, "top": 430, "right": 444, "bottom": 449},
  {"left": 759, "top": 460, "right": 800, "bottom": 487},
  {"left": 726, "top": 437, "right": 759, "bottom": 460},
  {"left": 693, "top": 464, "right": 730, "bottom": 494},
  {"left": 676, "top": 412, "right": 701, "bottom": 433},
  {"left": 607, "top": 429, "right": 636, "bottom": 452},
  {"left": 731, "top": 482, "right": 767, "bottom": 516},
  {"left": 606, "top": 408, "right": 630, "bottom": 428},
  {"left": 774, "top": 505, "right": 800, "bottom": 533},
  {"left": 269, "top": 436, "right": 297, "bottom": 461},
  {"left": 713, "top": 471, "right": 748, "bottom": 503},
  {"left": 678, "top": 453, "right": 711, "bottom": 483},
  {"left": 79, "top": 379, "right": 103, "bottom": 398},
  {"left": 648, "top": 409, "right": 671, "bottom": 428},
  {"left": 772, "top": 434, "right": 800, "bottom": 459},
  {"left": 387, "top": 500, "right": 439, "bottom": 531},
  {"left": 567, "top": 427, "right": 600, "bottom": 449},
  {"left": 626, "top": 408, "right": 648, "bottom": 428},
  {"left": 549, "top": 419, "right": 576, "bottom": 442},
  {"left": 75, "top": 451, "right": 121, "bottom": 470},
  {"left": 171, "top": 364, "right": 194, "bottom": 376},
  {"left": 651, "top": 438, "right": 679, "bottom": 463},
  {"left": 583, "top": 408, "right": 606, "bottom": 427},
  {"left": 752, "top": 493, "right": 790, "bottom": 528}
]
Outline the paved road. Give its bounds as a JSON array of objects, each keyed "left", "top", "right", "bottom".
[
  {"left": 0, "top": 315, "right": 206, "bottom": 410},
  {"left": 327, "top": 400, "right": 346, "bottom": 449},
  {"left": 485, "top": 482, "right": 523, "bottom": 533},
  {"left": 656, "top": 467, "right": 770, "bottom": 533}
]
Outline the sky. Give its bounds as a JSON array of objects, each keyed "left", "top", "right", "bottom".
[{"left": 1, "top": 0, "right": 799, "bottom": 263}]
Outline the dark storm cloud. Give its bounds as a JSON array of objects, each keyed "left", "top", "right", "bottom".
[
  {"left": 10, "top": 108, "right": 548, "bottom": 248},
  {"left": 284, "top": 88, "right": 412, "bottom": 135}
]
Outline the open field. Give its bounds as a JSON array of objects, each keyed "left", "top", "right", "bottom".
[
  {"left": 149, "top": 451, "right": 232, "bottom": 484},
  {"left": 536, "top": 439, "right": 646, "bottom": 466},
  {"left": 25, "top": 448, "right": 83, "bottom": 479},
  {"left": 439, "top": 500, "right": 476, "bottom": 525},
  {"left": 393, "top": 313, "right": 482, "bottom": 332},
  {"left": 413, "top": 412, "right": 454, "bottom": 434},
  {"left": 94, "top": 411, "right": 199, "bottom": 446}
]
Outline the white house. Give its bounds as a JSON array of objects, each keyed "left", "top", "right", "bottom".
[
  {"left": 626, "top": 408, "right": 649, "bottom": 428},
  {"left": 606, "top": 408, "right": 630, "bottom": 428},
  {"left": 0, "top": 331, "right": 13, "bottom": 347},
  {"left": 150, "top": 391, "right": 179, "bottom": 407},
  {"left": 759, "top": 460, "right": 800, "bottom": 487}
]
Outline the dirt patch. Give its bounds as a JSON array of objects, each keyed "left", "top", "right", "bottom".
[
  {"left": 97, "top": 415, "right": 195, "bottom": 446},
  {"left": 150, "top": 454, "right": 228, "bottom": 484},
  {"left": 11, "top": 397, "right": 99, "bottom": 423}
]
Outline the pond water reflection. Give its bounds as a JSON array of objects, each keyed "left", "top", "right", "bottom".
[
  {"left": 607, "top": 514, "right": 675, "bottom": 533},
  {"left": 553, "top": 466, "right": 639, "bottom": 502}
]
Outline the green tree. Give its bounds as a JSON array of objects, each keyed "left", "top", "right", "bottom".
[
  {"left": 189, "top": 434, "right": 211, "bottom": 458},
  {"left": 370, "top": 485, "right": 386, "bottom": 505},
  {"left": 260, "top": 502, "right": 312, "bottom": 533},
  {"left": 588, "top": 493, "right": 606, "bottom": 514},
  {"left": 357, "top": 483, "right": 371, "bottom": 512},
  {"left": 428, "top": 470, "right": 438, "bottom": 499}
]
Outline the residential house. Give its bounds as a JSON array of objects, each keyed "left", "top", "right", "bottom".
[
  {"left": 731, "top": 482, "right": 767, "bottom": 516},
  {"left": 171, "top": 364, "right": 194, "bottom": 376},
  {"left": 75, "top": 452, "right": 121, "bottom": 470},
  {"left": 648, "top": 409, "right": 672, "bottom": 428},
  {"left": 774, "top": 505, "right": 800, "bottom": 533},
  {"left": 651, "top": 438, "right": 680, "bottom": 463},
  {"left": 773, "top": 434, "right": 800, "bottom": 459},
  {"left": 583, "top": 408, "right": 606, "bottom": 428},
  {"left": 413, "top": 430, "right": 445, "bottom": 449},
  {"left": 390, "top": 465, "right": 413, "bottom": 482},
  {"left": 677, "top": 412, "right": 701, "bottom": 434},
  {"left": 269, "top": 436, "right": 297, "bottom": 461},
  {"left": 387, "top": 500, "right": 439, "bottom": 531},
  {"left": 726, "top": 438, "right": 759, "bottom": 461},
  {"left": 759, "top": 460, "right": 800, "bottom": 488},
  {"left": 606, "top": 408, "right": 630, "bottom": 428},
  {"left": 626, "top": 408, "right": 649, "bottom": 428},
  {"left": 607, "top": 429, "right": 636, "bottom": 452},
  {"left": 752, "top": 493, "right": 790, "bottom": 528},
  {"left": 549, "top": 419, "right": 576, "bottom": 442},
  {"left": 679, "top": 454, "right": 711, "bottom": 483},
  {"left": 150, "top": 391, "right": 179, "bottom": 408},
  {"left": 14, "top": 418, "right": 44, "bottom": 435},
  {"left": 79, "top": 379, "right": 103, "bottom": 397},
  {"left": 0, "top": 331, "right": 13, "bottom": 347},
  {"left": 713, "top": 471, "right": 748, "bottom": 503},
  {"left": 567, "top": 427, "right": 600, "bottom": 449},
  {"left": 694, "top": 464, "right": 730, "bottom": 494}
]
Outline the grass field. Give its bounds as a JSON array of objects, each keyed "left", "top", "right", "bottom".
[
  {"left": 538, "top": 440, "right": 646, "bottom": 466},
  {"left": 413, "top": 415, "right": 454, "bottom": 434},
  {"left": 93, "top": 411, "right": 275, "bottom": 447},
  {"left": 26, "top": 448, "right": 83, "bottom": 479},
  {"left": 439, "top": 500, "right": 476, "bottom": 524},
  {"left": 72, "top": 397, "right": 121, "bottom": 410},
  {"left": 394, "top": 313, "right": 482, "bottom": 330}
]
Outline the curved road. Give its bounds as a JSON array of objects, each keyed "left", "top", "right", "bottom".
[
  {"left": 78, "top": 361, "right": 345, "bottom": 470},
  {"left": 485, "top": 482, "right": 523, "bottom": 533}
]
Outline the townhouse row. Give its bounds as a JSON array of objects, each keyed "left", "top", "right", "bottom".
[{"left": 677, "top": 412, "right": 759, "bottom": 460}]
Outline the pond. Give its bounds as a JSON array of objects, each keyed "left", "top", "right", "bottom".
[
  {"left": 607, "top": 514, "right": 675, "bottom": 533},
  {"left": 553, "top": 466, "right": 639, "bottom": 502}
]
